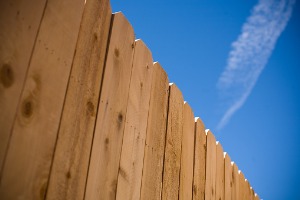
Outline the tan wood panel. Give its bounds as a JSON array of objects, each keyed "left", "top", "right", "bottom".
[
  {"left": 238, "top": 171, "right": 246, "bottom": 200},
  {"left": 244, "top": 179, "right": 250, "bottom": 200},
  {"left": 192, "top": 118, "right": 206, "bottom": 200},
  {"left": 162, "top": 84, "right": 184, "bottom": 200},
  {"left": 84, "top": 12, "right": 135, "bottom": 200},
  {"left": 254, "top": 193, "right": 260, "bottom": 200},
  {"left": 45, "top": 0, "right": 112, "bottom": 199},
  {"left": 205, "top": 130, "right": 217, "bottom": 200},
  {"left": 0, "top": 0, "right": 85, "bottom": 199},
  {"left": 0, "top": 0, "right": 46, "bottom": 172},
  {"left": 250, "top": 187, "right": 255, "bottom": 200},
  {"left": 140, "top": 62, "right": 169, "bottom": 200},
  {"left": 115, "top": 39, "right": 154, "bottom": 200},
  {"left": 224, "top": 153, "right": 232, "bottom": 200},
  {"left": 179, "top": 102, "right": 195, "bottom": 200},
  {"left": 231, "top": 163, "right": 239, "bottom": 200},
  {"left": 216, "top": 142, "right": 225, "bottom": 200}
]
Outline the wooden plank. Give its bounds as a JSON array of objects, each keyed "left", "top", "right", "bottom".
[
  {"left": 0, "top": 0, "right": 85, "bottom": 199},
  {"left": 115, "top": 39, "right": 154, "bottom": 200},
  {"left": 238, "top": 171, "right": 246, "bottom": 200},
  {"left": 205, "top": 130, "right": 217, "bottom": 200},
  {"left": 84, "top": 12, "right": 135, "bottom": 200},
  {"left": 250, "top": 187, "right": 255, "bottom": 200},
  {"left": 45, "top": 0, "right": 112, "bottom": 199},
  {"left": 231, "top": 163, "right": 239, "bottom": 200},
  {"left": 244, "top": 180, "right": 251, "bottom": 200},
  {"left": 254, "top": 193, "right": 260, "bottom": 200},
  {"left": 192, "top": 118, "right": 206, "bottom": 200},
  {"left": 216, "top": 142, "right": 225, "bottom": 200},
  {"left": 140, "top": 62, "right": 169, "bottom": 200},
  {"left": 224, "top": 153, "right": 232, "bottom": 200},
  {"left": 162, "top": 84, "right": 184, "bottom": 200},
  {"left": 179, "top": 102, "right": 195, "bottom": 200},
  {"left": 0, "top": 0, "right": 46, "bottom": 173}
]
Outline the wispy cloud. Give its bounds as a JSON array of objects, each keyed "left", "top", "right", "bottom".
[{"left": 216, "top": 0, "right": 295, "bottom": 131}]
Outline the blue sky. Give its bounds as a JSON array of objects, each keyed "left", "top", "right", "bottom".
[{"left": 110, "top": 0, "right": 300, "bottom": 199}]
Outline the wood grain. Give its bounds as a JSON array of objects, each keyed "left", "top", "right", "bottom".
[
  {"left": 84, "top": 12, "right": 135, "bottom": 200},
  {"left": 231, "top": 163, "right": 239, "bottom": 200},
  {"left": 0, "top": 0, "right": 85, "bottom": 199},
  {"left": 216, "top": 142, "right": 225, "bottom": 200},
  {"left": 238, "top": 171, "right": 246, "bottom": 200},
  {"left": 45, "top": 0, "right": 112, "bottom": 199},
  {"left": 205, "top": 130, "right": 217, "bottom": 200},
  {"left": 162, "top": 84, "right": 184, "bottom": 200},
  {"left": 140, "top": 62, "right": 169, "bottom": 200},
  {"left": 224, "top": 153, "right": 232, "bottom": 200},
  {"left": 192, "top": 118, "right": 206, "bottom": 200},
  {"left": 179, "top": 102, "right": 195, "bottom": 200},
  {"left": 0, "top": 0, "right": 46, "bottom": 173},
  {"left": 115, "top": 39, "right": 154, "bottom": 200}
]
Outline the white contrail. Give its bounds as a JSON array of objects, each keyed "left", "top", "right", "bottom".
[{"left": 216, "top": 0, "right": 295, "bottom": 131}]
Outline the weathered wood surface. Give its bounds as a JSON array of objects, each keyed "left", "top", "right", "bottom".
[
  {"left": 0, "top": 0, "right": 46, "bottom": 173},
  {"left": 84, "top": 12, "right": 135, "bottom": 200},
  {"left": 45, "top": 0, "right": 112, "bottom": 199},
  {"left": 140, "top": 62, "right": 169, "bottom": 200},
  {"left": 162, "top": 84, "right": 184, "bottom": 200},
  {"left": 0, "top": 0, "right": 85, "bottom": 199},
  {"left": 192, "top": 118, "right": 206, "bottom": 200},
  {"left": 115, "top": 39, "right": 154, "bottom": 200}
]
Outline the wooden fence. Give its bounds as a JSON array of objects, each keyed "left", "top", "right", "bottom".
[{"left": 0, "top": 0, "right": 260, "bottom": 199}]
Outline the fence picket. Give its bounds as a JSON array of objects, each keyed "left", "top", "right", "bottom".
[
  {"left": 205, "top": 130, "right": 217, "bottom": 200},
  {"left": 116, "top": 39, "right": 154, "bottom": 200},
  {"left": 140, "top": 62, "right": 169, "bottom": 200},
  {"left": 0, "top": 0, "right": 85, "bottom": 198},
  {"left": 45, "top": 0, "right": 112, "bottom": 199},
  {"left": 224, "top": 153, "right": 232, "bottom": 200},
  {"left": 232, "top": 163, "right": 239, "bottom": 200},
  {"left": 193, "top": 118, "right": 206, "bottom": 200},
  {"left": 179, "top": 102, "right": 195, "bottom": 200},
  {"left": 84, "top": 12, "right": 135, "bottom": 200},
  {"left": 0, "top": 0, "right": 46, "bottom": 172},
  {"left": 216, "top": 142, "right": 225, "bottom": 200},
  {"left": 162, "top": 84, "right": 184, "bottom": 200}
]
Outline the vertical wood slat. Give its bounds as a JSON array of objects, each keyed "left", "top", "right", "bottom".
[
  {"left": 224, "top": 153, "right": 232, "bottom": 200},
  {"left": 0, "top": 0, "right": 85, "bottom": 199},
  {"left": 45, "top": 0, "right": 112, "bottom": 199},
  {"left": 216, "top": 142, "right": 225, "bottom": 200},
  {"left": 254, "top": 193, "right": 260, "bottom": 200},
  {"left": 238, "top": 171, "right": 246, "bottom": 200},
  {"left": 84, "top": 12, "right": 135, "bottom": 200},
  {"left": 0, "top": 0, "right": 46, "bottom": 172},
  {"left": 193, "top": 118, "right": 206, "bottom": 200},
  {"left": 250, "top": 187, "right": 255, "bottom": 200},
  {"left": 179, "top": 102, "right": 195, "bottom": 200},
  {"left": 231, "top": 163, "right": 239, "bottom": 200},
  {"left": 244, "top": 180, "right": 251, "bottom": 200},
  {"left": 115, "top": 39, "right": 154, "bottom": 200},
  {"left": 140, "top": 62, "right": 169, "bottom": 200},
  {"left": 162, "top": 84, "right": 184, "bottom": 200},
  {"left": 205, "top": 130, "right": 217, "bottom": 200}
]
